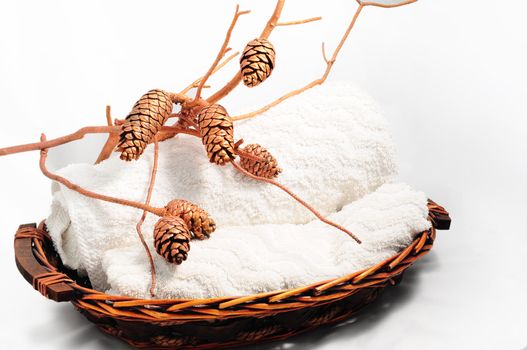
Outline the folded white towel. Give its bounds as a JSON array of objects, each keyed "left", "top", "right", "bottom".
[
  {"left": 103, "top": 183, "right": 431, "bottom": 299},
  {"left": 45, "top": 81, "right": 397, "bottom": 291}
]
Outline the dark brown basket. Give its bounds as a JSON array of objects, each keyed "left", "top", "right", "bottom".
[{"left": 14, "top": 200, "right": 450, "bottom": 349}]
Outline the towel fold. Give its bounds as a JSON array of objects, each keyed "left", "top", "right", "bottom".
[
  {"left": 45, "top": 81, "right": 398, "bottom": 292},
  {"left": 103, "top": 183, "right": 431, "bottom": 299}
]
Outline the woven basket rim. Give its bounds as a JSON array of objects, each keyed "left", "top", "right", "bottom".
[{"left": 14, "top": 199, "right": 450, "bottom": 321}]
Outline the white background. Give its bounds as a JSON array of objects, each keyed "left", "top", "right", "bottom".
[{"left": 1, "top": 0, "right": 526, "bottom": 349}]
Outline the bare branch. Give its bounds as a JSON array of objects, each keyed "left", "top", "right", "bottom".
[
  {"left": 321, "top": 42, "right": 330, "bottom": 64},
  {"left": 259, "top": 0, "right": 287, "bottom": 39},
  {"left": 136, "top": 136, "right": 159, "bottom": 297},
  {"left": 207, "top": 0, "right": 286, "bottom": 104},
  {"left": 194, "top": 5, "right": 250, "bottom": 101},
  {"left": 95, "top": 132, "right": 120, "bottom": 164},
  {"left": 96, "top": 105, "right": 119, "bottom": 164},
  {"left": 180, "top": 51, "right": 240, "bottom": 95},
  {"left": 39, "top": 133, "right": 165, "bottom": 217},
  {"left": 276, "top": 16, "right": 322, "bottom": 26},
  {"left": 357, "top": 0, "right": 418, "bottom": 8},
  {"left": 231, "top": 161, "right": 361, "bottom": 243},
  {"left": 233, "top": 139, "right": 268, "bottom": 163},
  {"left": 0, "top": 125, "right": 200, "bottom": 157},
  {"left": 105, "top": 106, "right": 113, "bottom": 126},
  {"left": 232, "top": 4, "right": 365, "bottom": 122}
]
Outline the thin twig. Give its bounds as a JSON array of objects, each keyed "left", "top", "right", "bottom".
[
  {"left": 259, "top": 0, "right": 286, "bottom": 39},
  {"left": 1, "top": 126, "right": 117, "bottom": 156},
  {"left": 177, "top": 114, "right": 199, "bottom": 129},
  {"left": 136, "top": 136, "right": 159, "bottom": 297},
  {"left": 161, "top": 125, "right": 200, "bottom": 138},
  {"left": 233, "top": 139, "right": 267, "bottom": 163},
  {"left": 105, "top": 106, "right": 113, "bottom": 126},
  {"left": 358, "top": 0, "right": 418, "bottom": 8},
  {"left": 207, "top": 0, "right": 286, "bottom": 103},
  {"left": 97, "top": 105, "right": 119, "bottom": 164},
  {"left": 0, "top": 125, "right": 200, "bottom": 157},
  {"left": 232, "top": 4, "right": 365, "bottom": 121},
  {"left": 39, "top": 133, "right": 166, "bottom": 217},
  {"left": 194, "top": 5, "right": 250, "bottom": 101},
  {"left": 321, "top": 42, "right": 330, "bottom": 64},
  {"left": 95, "top": 133, "right": 120, "bottom": 164},
  {"left": 180, "top": 52, "right": 240, "bottom": 95},
  {"left": 235, "top": 148, "right": 267, "bottom": 163},
  {"left": 231, "top": 161, "right": 361, "bottom": 243},
  {"left": 276, "top": 16, "right": 322, "bottom": 26}
]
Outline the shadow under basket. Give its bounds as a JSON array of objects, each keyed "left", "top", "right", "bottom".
[{"left": 14, "top": 200, "right": 450, "bottom": 349}]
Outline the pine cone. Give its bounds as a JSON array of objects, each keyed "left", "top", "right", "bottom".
[
  {"left": 240, "top": 144, "right": 281, "bottom": 178},
  {"left": 153, "top": 216, "right": 191, "bottom": 264},
  {"left": 117, "top": 89, "right": 173, "bottom": 161},
  {"left": 240, "top": 38, "right": 276, "bottom": 87},
  {"left": 165, "top": 199, "right": 216, "bottom": 240},
  {"left": 197, "top": 104, "right": 236, "bottom": 165}
]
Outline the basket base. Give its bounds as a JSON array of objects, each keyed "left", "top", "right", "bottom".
[
  {"left": 79, "top": 284, "right": 393, "bottom": 350},
  {"left": 13, "top": 200, "right": 450, "bottom": 349}
]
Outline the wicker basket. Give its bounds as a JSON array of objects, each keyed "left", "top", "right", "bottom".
[{"left": 14, "top": 200, "right": 450, "bottom": 349}]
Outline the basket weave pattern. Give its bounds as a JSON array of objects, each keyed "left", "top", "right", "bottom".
[{"left": 14, "top": 200, "right": 450, "bottom": 349}]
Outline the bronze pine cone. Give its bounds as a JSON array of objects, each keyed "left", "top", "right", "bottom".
[
  {"left": 240, "top": 38, "right": 276, "bottom": 87},
  {"left": 117, "top": 89, "right": 173, "bottom": 161},
  {"left": 197, "top": 104, "right": 236, "bottom": 165},
  {"left": 240, "top": 144, "right": 282, "bottom": 178},
  {"left": 153, "top": 216, "right": 191, "bottom": 265},
  {"left": 165, "top": 199, "right": 216, "bottom": 240}
]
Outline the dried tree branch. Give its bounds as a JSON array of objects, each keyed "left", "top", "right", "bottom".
[
  {"left": 0, "top": 125, "right": 200, "bottom": 158},
  {"left": 95, "top": 106, "right": 119, "bottom": 164},
  {"left": 358, "top": 0, "right": 417, "bottom": 8},
  {"left": 105, "top": 106, "right": 113, "bottom": 126},
  {"left": 321, "top": 42, "right": 330, "bottom": 64},
  {"left": 97, "top": 105, "right": 119, "bottom": 164},
  {"left": 230, "top": 0, "right": 418, "bottom": 122},
  {"left": 232, "top": 4, "right": 365, "bottom": 121},
  {"left": 206, "top": 0, "right": 286, "bottom": 103},
  {"left": 95, "top": 133, "right": 120, "bottom": 164},
  {"left": 259, "top": 0, "right": 287, "bottom": 39},
  {"left": 276, "top": 16, "right": 322, "bottom": 26},
  {"left": 231, "top": 161, "right": 361, "bottom": 243},
  {"left": 1, "top": 126, "right": 116, "bottom": 156},
  {"left": 161, "top": 125, "right": 200, "bottom": 138},
  {"left": 180, "top": 84, "right": 211, "bottom": 94},
  {"left": 39, "top": 133, "right": 166, "bottom": 216},
  {"left": 180, "top": 51, "right": 240, "bottom": 95},
  {"left": 194, "top": 5, "right": 250, "bottom": 101},
  {"left": 233, "top": 139, "right": 267, "bottom": 163},
  {"left": 136, "top": 136, "right": 159, "bottom": 297}
]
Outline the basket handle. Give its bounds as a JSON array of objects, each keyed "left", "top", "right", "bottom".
[
  {"left": 428, "top": 199, "right": 451, "bottom": 230},
  {"left": 14, "top": 223, "right": 76, "bottom": 302}
]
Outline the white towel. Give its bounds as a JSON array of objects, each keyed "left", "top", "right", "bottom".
[
  {"left": 46, "top": 81, "right": 398, "bottom": 292},
  {"left": 103, "top": 183, "right": 431, "bottom": 299}
]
